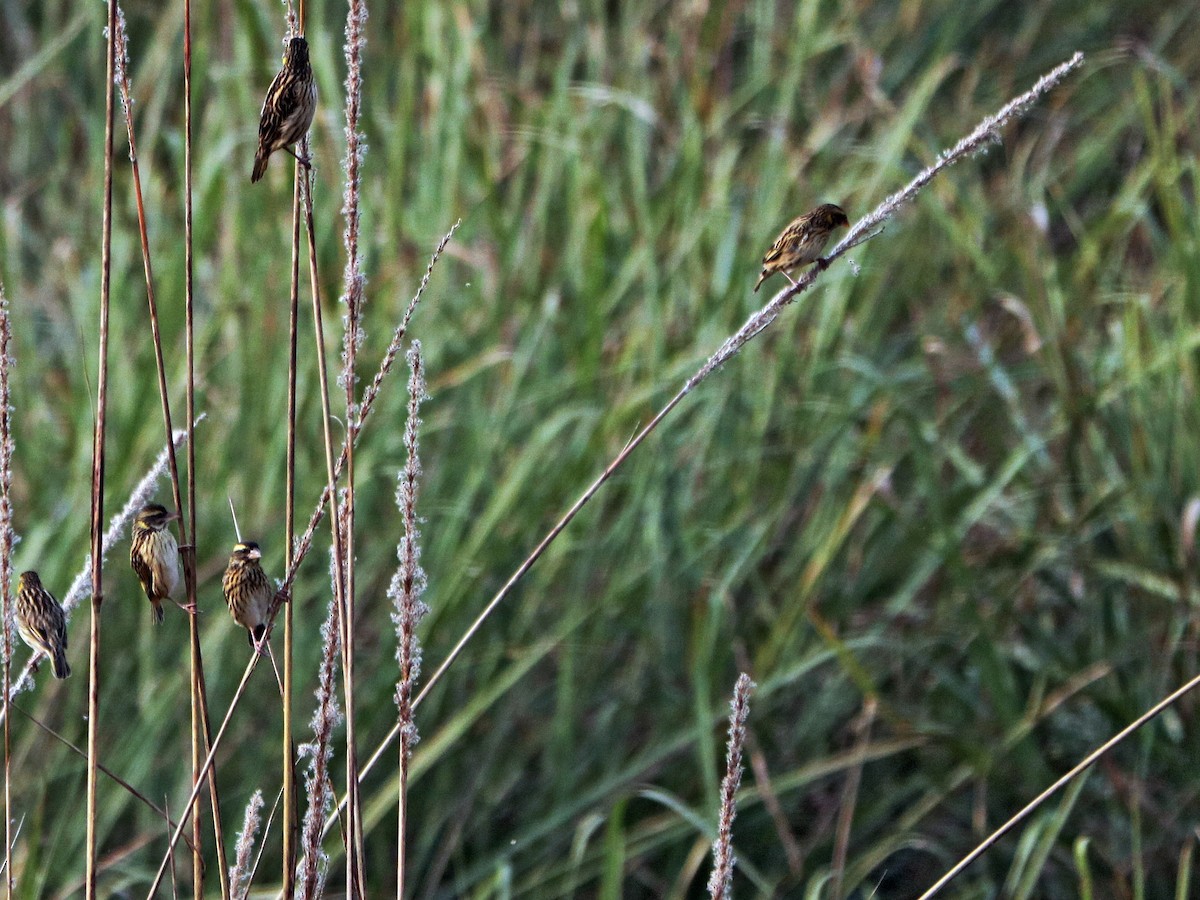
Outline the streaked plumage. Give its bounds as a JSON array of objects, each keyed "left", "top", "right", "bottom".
[
  {"left": 251, "top": 36, "right": 317, "bottom": 183},
  {"left": 754, "top": 203, "right": 850, "bottom": 292},
  {"left": 16, "top": 571, "right": 70, "bottom": 679},
  {"left": 222, "top": 542, "right": 274, "bottom": 650},
  {"left": 130, "top": 503, "right": 182, "bottom": 625}
]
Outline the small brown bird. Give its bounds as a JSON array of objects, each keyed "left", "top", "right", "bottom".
[
  {"left": 222, "top": 541, "right": 275, "bottom": 651},
  {"left": 130, "top": 503, "right": 182, "bottom": 625},
  {"left": 16, "top": 571, "right": 70, "bottom": 679},
  {"left": 754, "top": 203, "right": 850, "bottom": 292},
  {"left": 251, "top": 35, "right": 317, "bottom": 183}
]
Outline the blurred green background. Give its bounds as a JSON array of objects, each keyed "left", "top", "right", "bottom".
[{"left": 2, "top": 0, "right": 1200, "bottom": 896}]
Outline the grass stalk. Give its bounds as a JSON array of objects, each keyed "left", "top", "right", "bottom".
[
  {"left": 298, "top": 157, "right": 361, "bottom": 897},
  {"left": 297, "top": 575, "right": 344, "bottom": 896},
  {"left": 181, "top": 0, "right": 207, "bottom": 890},
  {"left": 707, "top": 674, "right": 753, "bottom": 900},
  {"left": 0, "top": 290, "right": 14, "bottom": 899},
  {"left": 111, "top": 11, "right": 227, "bottom": 894},
  {"left": 338, "top": 0, "right": 368, "bottom": 888},
  {"left": 915, "top": 668, "right": 1200, "bottom": 899},
  {"left": 282, "top": 139, "right": 303, "bottom": 900},
  {"left": 406, "top": 52, "right": 1085, "bottom": 715},
  {"left": 282, "top": 10, "right": 302, "bottom": 899},
  {"left": 391, "top": 344, "right": 428, "bottom": 899},
  {"left": 86, "top": 0, "right": 118, "bottom": 891},
  {"left": 228, "top": 790, "right": 263, "bottom": 899}
]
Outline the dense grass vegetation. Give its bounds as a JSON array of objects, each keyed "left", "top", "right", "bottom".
[{"left": 2, "top": 0, "right": 1199, "bottom": 895}]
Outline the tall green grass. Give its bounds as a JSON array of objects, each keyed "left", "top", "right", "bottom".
[{"left": 1, "top": 0, "right": 1199, "bottom": 895}]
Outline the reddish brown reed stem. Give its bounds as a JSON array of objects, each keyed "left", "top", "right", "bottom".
[
  {"left": 0, "top": 292, "right": 13, "bottom": 900},
  {"left": 86, "top": 0, "right": 118, "bottom": 892},
  {"left": 181, "top": 0, "right": 209, "bottom": 891},
  {"left": 112, "top": 11, "right": 227, "bottom": 891},
  {"left": 282, "top": 149, "right": 303, "bottom": 900}
]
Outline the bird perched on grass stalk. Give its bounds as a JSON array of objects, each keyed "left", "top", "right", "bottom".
[
  {"left": 754, "top": 203, "right": 850, "bottom": 292},
  {"left": 16, "top": 571, "right": 70, "bottom": 679},
  {"left": 251, "top": 35, "right": 317, "bottom": 183},
  {"left": 130, "top": 503, "right": 183, "bottom": 625},
  {"left": 222, "top": 541, "right": 275, "bottom": 652}
]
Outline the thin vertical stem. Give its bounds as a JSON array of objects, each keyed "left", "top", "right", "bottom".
[
  {"left": 282, "top": 155, "right": 302, "bottom": 900},
  {"left": 87, "top": 0, "right": 118, "bottom": 893},
  {"left": 339, "top": 0, "right": 368, "bottom": 884},
  {"left": 116, "top": 6, "right": 212, "bottom": 889},
  {"left": 392, "top": 345, "right": 428, "bottom": 899},
  {"left": 160, "top": 2, "right": 230, "bottom": 893},
  {"left": 300, "top": 161, "right": 358, "bottom": 895},
  {"left": 183, "top": 0, "right": 201, "bottom": 879},
  {"left": 0, "top": 293, "right": 14, "bottom": 900}
]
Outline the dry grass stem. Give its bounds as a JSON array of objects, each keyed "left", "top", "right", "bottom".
[
  {"left": 406, "top": 52, "right": 1085, "bottom": 724},
  {"left": 296, "top": 592, "right": 344, "bottom": 898},
  {"left": 337, "top": 0, "right": 369, "bottom": 887},
  {"left": 86, "top": 2, "right": 119, "bottom": 890},
  {"left": 916, "top": 668, "right": 1200, "bottom": 898},
  {"left": 0, "top": 289, "right": 15, "bottom": 899},
  {"left": 708, "top": 673, "right": 754, "bottom": 900},
  {"left": 391, "top": 343, "right": 429, "bottom": 898},
  {"left": 690, "top": 52, "right": 1084, "bottom": 389},
  {"left": 282, "top": 127, "right": 304, "bottom": 900},
  {"left": 229, "top": 790, "right": 264, "bottom": 899},
  {"left": 113, "top": 11, "right": 225, "bottom": 891},
  {"left": 277, "top": 222, "right": 458, "bottom": 607},
  {"left": 297, "top": 151, "right": 361, "bottom": 895}
]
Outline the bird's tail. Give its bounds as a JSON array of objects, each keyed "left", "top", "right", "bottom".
[
  {"left": 251, "top": 150, "right": 269, "bottom": 183},
  {"left": 151, "top": 601, "right": 165, "bottom": 625},
  {"left": 51, "top": 648, "right": 70, "bottom": 680}
]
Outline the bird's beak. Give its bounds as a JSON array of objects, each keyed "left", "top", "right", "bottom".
[
  {"left": 249, "top": 548, "right": 262, "bottom": 560},
  {"left": 166, "top": 511, "right": 181, "bottom": 522}
]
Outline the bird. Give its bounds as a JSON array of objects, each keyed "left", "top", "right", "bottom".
[
  {"left": 222, "top": 541, "right": 275, "bottom": 651},
  {"left": 130, "top": 503, "right": 183, "bottom": 625},
  {"left": 251, "top": 35, "right": 317, "bottom": 183},
  {"left": 16, "top": 571, "right": 70, "bottom": 679},
  {"left": 753, "top": 203, "right": 850, "bottom": 292}
]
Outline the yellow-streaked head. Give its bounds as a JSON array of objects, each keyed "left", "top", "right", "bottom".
[
  {"left": 134, "top": 503, "right": 179, "bottom": 533},
  {"left": 231, "top": 541, "right": 263, "bottom": 563},
  {"left": 17, "top": 571, "right": 40, "bottom": 592}
]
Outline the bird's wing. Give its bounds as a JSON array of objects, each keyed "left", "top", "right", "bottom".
[
  {"left": 258, "top": 68, "right": 290, "bottom": 143},
  {"left": 130, "top": 547, "right": 155, "bottom": 601}
]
